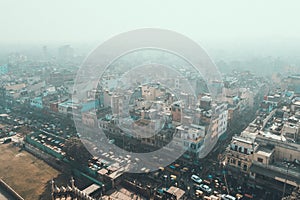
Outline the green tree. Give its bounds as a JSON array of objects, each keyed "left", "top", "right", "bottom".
[{"left": 63, "top": 137, "right": 92, "bottom": 166}]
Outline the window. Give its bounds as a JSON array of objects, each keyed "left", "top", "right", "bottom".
[
  {"left": 238, "top": 147, "right": 242, "bottom": 153},
  {"left": 238, "top": 161, "right": 241, "bottom": 167},
  {"left": 197, "top": 142, "right": 202, "bottom": 148},
  {"left": 234, "top": 145, "right": 238, "bottom": 151},
  {"left": 257, "top": 157, "right": 263, "bottom": 163},
  {"left": 190, "top": 143, "right": 196, "bottom": 149}
]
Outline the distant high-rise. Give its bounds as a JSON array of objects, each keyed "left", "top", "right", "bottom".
[
  {"left": 42, "top": 45, "right": 48, "bottom": 60},
  {"left": 58, "top": 45, "right": 74, "bottom": 61}
]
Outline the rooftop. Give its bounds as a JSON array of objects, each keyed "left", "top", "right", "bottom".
[
  {"left": 166, "top": 186, "right": 185, "bottom": 199},
  {"left": 255, "top": 145, "right": 274, "bottom": 157},
  {"left": 82, "top": 184, "right": 100, "bottom": 196}
]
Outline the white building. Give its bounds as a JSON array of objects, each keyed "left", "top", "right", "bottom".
[{"left": 214, "top": 103, "right": 228, "bottom": 138}]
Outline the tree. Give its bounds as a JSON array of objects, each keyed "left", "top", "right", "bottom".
[{"left": 63, "top": 137, "right": 92, "bottom": 166}]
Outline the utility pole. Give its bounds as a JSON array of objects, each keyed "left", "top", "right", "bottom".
[
  {"left": 282, "top": 163, "right": 292, "bottom": 199},
  {"left": 222, "top": 165, "right": 230, "bottom": 195},
  {"left": 223, "top": 172, "right": 230, "bottom": 195}
]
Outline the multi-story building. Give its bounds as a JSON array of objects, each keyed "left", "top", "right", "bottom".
[
  {"left": 111, "top": 94, "right": 123, "bottom": 116},
  {"left": 171, "top": 102, "right": 182, "bottom": 123},
  {"left": 225, "top": 84, "right": 300, "bottom": 191},
  {"left": 250, "top": 135, "right": 300, "bottom": 188},
  {"left": 30, "top": 96, "right": 43, "bottom": 109},
  {"left": 225, "top": 136, "right": 258, "bottom": 173},
  {"left": 0, "top": 64, "right": 8, "bottom": 75},
  {"left": 214, "top": 103, "right": 228, "bottom": 138},
  {"left": 286, "top": 75, "right": 300, "bottom": 95},
  {"left": 226, "top": 133, "right": 300, "bottom": 188},
  {"left": 141, "top": 84, "right": 165, "bottom": 101},
  {"left": 176, "top": 124, "right": 205, "bottom": 158}
]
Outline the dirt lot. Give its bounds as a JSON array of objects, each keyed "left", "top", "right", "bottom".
[{"left": 0, "top": 143, "right": 60, "bottom": 199}]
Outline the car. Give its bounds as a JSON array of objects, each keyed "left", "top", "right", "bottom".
[
  {"left": 199, "top": 184, "right": 212, "bottom": 193},
  {"left": 170, "top": 174, "right": 177, "bottom": 181},
  {"left": 203, "top": 179, "right": 211, "bottom": 185},
  {"left": 162, "top": 175, "right": 168, "bottom": 180},
  {"left": 191, "top": 174, "right": 202, "bottom": 184},
  {"left": 221, "top": 194, "right": 236, "bottom": 200},
  {"left": 236, "top": 194, "right": 243, "bottom": 200},
  {"left": 181, "top": 167, "right": 189, "bottom": 173},
  {"left": 195, "top": 189, "right": 203, "bottom": 197}
]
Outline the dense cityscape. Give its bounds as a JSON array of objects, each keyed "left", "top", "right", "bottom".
[
  {"left": 0, "top": 43, "right": 300, "bottom": 200},
  {"left": 1, "top": 1, "right": 300, "bottom": 200}
]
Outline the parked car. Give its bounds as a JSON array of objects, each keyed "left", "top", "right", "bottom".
[
  {"left": 195, "top": 189, "right": 203, "bottom": 197},
  {"left": 199, "top": 184, "right": 212, "bottom": 193},
  {"left": 170, "top": 174, "right": 177, "bottom": 181},
  {"left": 191, "top": 174, "right": 202, "bottom": 184},
  {"left": 221, "top": 194, "right": 236, "bottom": 200}
]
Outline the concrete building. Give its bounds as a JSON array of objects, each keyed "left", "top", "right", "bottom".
[
  {"left": 30, "top": 96, "right": 43, "bottom": 109},
  {"left": 225, "top": 136, "right": 258, "bottom": 173},
  {"left": 103, "top": 90, "right": 112, "bottom": 108},
  {"left": 0, "top": 65, "right": 8, "bottom": 75},
  {"left": 82, "top": 111, "right": 97, "bottom": 127},
  {"left": 51, "top": 178, "right": 102, "bottom": 200},
  {"left": 111, "top": 94, "right": 123, "bottom": 116},
  {"left": 171, "top": 102, "right": 182, "bottom": 123},
  {"left": 176, "top": 124, "right": 205, "bottom": 158},
  {"left": 58, "top": 45, "right": 74, "bottom": 61},
  {"left": 226, "top": 134, "right": 300, "bottom": 188},
  {"left": 287, "top": 75, "right": 300, "bottom": 95},
  {"left": 225, "top": 86, "right": 300, "bottom": 191},
  {"left": 141, "top": 84, "right": 165, "bottom": 101},
  {"left": 199, "top": 95, "right": 212, "bottom": 110},
  {"left": 164, "top": 186, "right": 185, "bottom": 200},
  {"left": 58, "top": 100, "right": 78, "bottom": 115},
  {"left": 213, "top": 103, "right": 228, "bottom": 138}
]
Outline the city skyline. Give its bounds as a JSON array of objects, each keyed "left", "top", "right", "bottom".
[{"left": 1, "top": 1, "right": 300, "bottom": 199}]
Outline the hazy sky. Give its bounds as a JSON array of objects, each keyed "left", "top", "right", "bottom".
[{"left": 1, "top": 0, "right": 300, "bottom": 45}]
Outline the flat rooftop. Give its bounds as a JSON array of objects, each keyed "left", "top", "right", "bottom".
[
  {"left": 82, "top": 184, "right": 100, "bottom": 196},
  {"left": 166, "top": 186, "right": 185, "bottom": 199},
  {"left": 102, "top": 187, "right": 146, "bottom": 200},
  {"left": 255, "top": 146, "right": 274, "bottom": 157}
]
